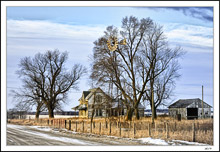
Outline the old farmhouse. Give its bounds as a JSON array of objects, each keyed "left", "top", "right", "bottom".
[
  {"left": 72, "top": 88, "right": 145, "bottom": 118},
  {"left": 168, "top": 98, "right": 212, "bottom": 120}
]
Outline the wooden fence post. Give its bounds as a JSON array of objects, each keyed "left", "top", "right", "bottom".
[
  {"left": 59, "top": 119, "right": 60, "bottom": 128},
  {"left": 69, "top": 120, "right": 71, "bottom": 130},
  {"left": 82, "top": 121, "right": 84, "bottom": 133},
  {"left": 90, "top": 121, "right": 92, "bottom": 133},
  {"left": 133, "top": 122, "right": 136, "bottom": 138},
  {"left": 47, "top": 119, "right": 49, "bottom": 125},
  {"left": 64, "top": 120, "right": 66, "bottom": 129},
  {"left": 99, "top": 122, "right": 101, "bottom": 135},
  {"left": 174, "top": 121, "right": 176, "bottom": 131},
  {"left": 164, "top": 122, "right": 166, "bottom": 133},
  {"left": 148, "top": 123, "right": 151, "bottom": 137},
  {"left": 94, "top": 122, "right": 96, "bottom": 128},
  {"left": 166, "top": 122, "right": 169, "bottom": 139},
  {"left": 109, "top": 121, "right": 111, "bottom": 135},
  {"left": 192, "top": 121, "right": 195, "bottom": 142},
  {"left": 119, "top": 122, "right": 121, "bottom": 137},
  {"left": 106, "top": 121, "right": 108, "bottom": 128},
  {"left": 75, "top": 121, "right": 78, "bottom": 132}
]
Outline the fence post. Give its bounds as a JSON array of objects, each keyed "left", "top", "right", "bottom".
[
  {"left": 119, "top": 122, "right": 121, "bottom": 137},
  {"left": 192, "top": 121, "right": 195, "bottom": 142},
  {"left": 166, "top": 122, "right": 169, "bottom": 139},
  {"left": 64, "top": 120, "right": 66, "bottom": 129},
  {"left": 164, "top": 122, "right": 166, "bottom": 133},
  {"left": 82, "top": 121, "right": 84, "bottom": 133},
  {"left": 109, "top": 121, "right": 111, "bottom": 135},
  {"left": 90, "top": 121, "right": 92, "bottom": 133},
  {"left": 133, "top": 122, "right": 136, "bottom": 138},
  {"left": 174, "top": 121, "right": 176, "bottom": 131},
  {"left": 47, "top": 119, "right": 49, "bottom": 125},
  {"left": 106, "top": 121, "right": 108, "bottom": 128},
  {"left": 59, "top": 119, "right": 60, "bottom": 128},
  {"left": 75, "top": 121, "right": 78, "bottom": 132},
  {"left": 99, "top": 122, "right": 101, "bottom": 135},
  {"left": 148, "top": 123, "right": 151, "bottom": 137},
  {"left": 69, "top": 120, "right": 71, "bottom": 130}
]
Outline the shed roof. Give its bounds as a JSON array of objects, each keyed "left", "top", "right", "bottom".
[{"left": 168, "top": 98, "right": 212, "bottom": 108}]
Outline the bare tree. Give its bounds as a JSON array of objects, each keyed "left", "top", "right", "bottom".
[
  {"left": 17, "top": 50, "right": 87, "bottom": 118},
  {"left": 140, "top": 24, "right": 185, "bottom": 120},
  {"left": 90, "top": 16, "right": 184, "bottom": 121},
  {"left": 11, "top": 88, "right": 45, "bottom": 119}
]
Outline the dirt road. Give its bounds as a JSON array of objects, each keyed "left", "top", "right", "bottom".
[{"left": 7, "top": 124, "right": 144, "bottom": 146}]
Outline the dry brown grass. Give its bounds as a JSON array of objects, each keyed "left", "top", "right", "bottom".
[{"left": 8, "top": 116, "right": 213, "bottom": 145}]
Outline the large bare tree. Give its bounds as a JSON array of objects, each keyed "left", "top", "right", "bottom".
[
  {"left": 17, "top": 50, "right": 87, "bottom": 118},
  {"left": 90, "top": 16, "right": 184, "bottom": 120}
]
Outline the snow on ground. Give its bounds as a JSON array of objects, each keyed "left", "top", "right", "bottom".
[
  {"left": 138, "top": 137, "right": 169, "bottom": 145},
  {"left": 138, "top": 137, "right": 210, "bottom": 146},
  {"left": 7, "top": 124, "right": 93, "bottom": 145},
  {"left": 170, "top": 140, "right": 209, "bottom": 146}
]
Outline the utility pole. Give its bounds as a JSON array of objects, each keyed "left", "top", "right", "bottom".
[{"left": 202, "top": 85, "right": 204, "bottom": 119}]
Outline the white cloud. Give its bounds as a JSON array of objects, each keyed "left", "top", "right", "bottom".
[
  {"left": 7, "top": 20, "right": 106, "bottom": 42},
  {"left": 164, "top": 23, "right": 213, "bottom": 49},
  {"left": 6, "top": 20, "right": 107, "bottom": 111}
]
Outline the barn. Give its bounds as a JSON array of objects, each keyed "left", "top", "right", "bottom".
[{"left": 168, "top": 98, "right": 212, "bottom": 120}]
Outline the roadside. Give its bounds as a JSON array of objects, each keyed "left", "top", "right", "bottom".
[
  {"left": 7, "top": 124, "right": 146, "bottom": 145},
  {"left": 7, "top": 124, "right": 209, "bottom": 146}
]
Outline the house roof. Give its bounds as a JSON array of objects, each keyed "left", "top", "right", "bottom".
[
  {"left": 85, "top": 87, "right": 111, "bottom": 100},
  {"left": 72, "top": 104, "right": 87, "bottom": 110},
  {"left": 168, "top": 98, "right": 212, "bottom": 108},
  {"left": 83, "top": 91, "right": 91, "bottom": 98}
]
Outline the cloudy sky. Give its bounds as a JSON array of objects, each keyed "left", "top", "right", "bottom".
[{"left": 6, "top": 6, "right": 214, "bottom": 111}]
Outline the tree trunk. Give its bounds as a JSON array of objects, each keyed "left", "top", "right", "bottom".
[
  {"left": 35, "top": 110, "right": 40, "bottom": 119},
  {"left": 35, "top": 103, "right": 43, "bottom": 119},
  {"left": 126, "top": 108, "right": 134, "bottom": 121},
  {"left": 134, "top": 108, "right": 140, "bottom": 120},
  {"left": 150, "top": 104, "right": 157, "bottom": 119},
  {"left": 48, "top": 105, "right": 54, "bottom": 118},
  {"left": 154, "top": 106, "right": 157, "bottom": 119}
]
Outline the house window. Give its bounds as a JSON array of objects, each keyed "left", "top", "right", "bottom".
[
  {"left": 96, "top": 95, "right": 102, "bottom": 103},
  {"left": 96, "top": 109, "right": 102, "bottom": 117}
]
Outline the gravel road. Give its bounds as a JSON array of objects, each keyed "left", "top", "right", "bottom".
[{"left": 7, "top": 124, "right": 145, "bottom": 146}]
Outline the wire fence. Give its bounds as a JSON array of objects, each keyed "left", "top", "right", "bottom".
[{"left": 8, "top": 117, "right": 213, "bottom": 145}]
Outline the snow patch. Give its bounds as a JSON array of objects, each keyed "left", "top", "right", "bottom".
[
  {"left": 138, "top": 137, "right": 169, "bottom": 145},
  {"left": 171, "top": 140, "right": 209, "bottom": 146},
  {"left": 7, "top": 124, "right": 94, "bottom": 145}
]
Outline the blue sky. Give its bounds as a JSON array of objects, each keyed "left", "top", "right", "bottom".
[{"left": 6, "top": 6, "right": 214, "bottom": 111}]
